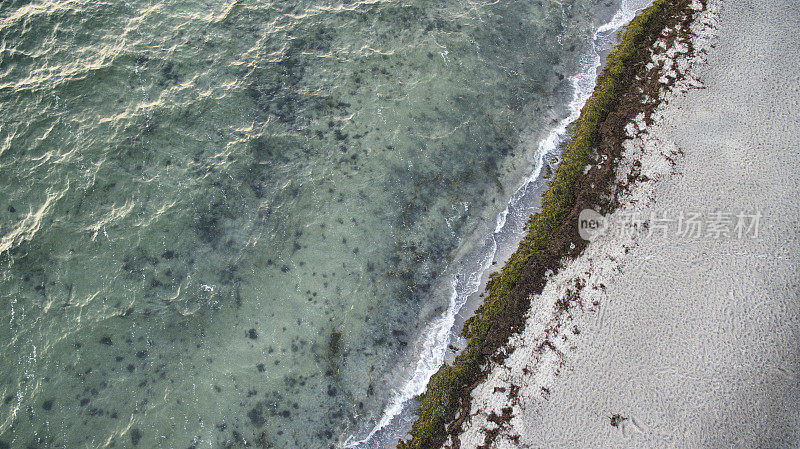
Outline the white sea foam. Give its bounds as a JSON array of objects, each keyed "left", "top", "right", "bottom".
[{"left": 345, "top": 1, "right": 649, "bottom": 447}]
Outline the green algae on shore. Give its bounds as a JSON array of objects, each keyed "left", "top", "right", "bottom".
[{"left": 397, "top": 0, "right": 699, "bottom": 447}]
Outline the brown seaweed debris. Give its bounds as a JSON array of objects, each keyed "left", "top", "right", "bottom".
[
  {"left": 610, "top": 413, "right": 628, "bottom": 427},
  {"left": 399, "top": 0, "right": 706, "bottom": 448}
]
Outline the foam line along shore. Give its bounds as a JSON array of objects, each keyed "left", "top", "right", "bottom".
[
  {"left": 450, "top": 0, "right": 800, "bottom": 446},
  {"left": 343, "top": 1, "right": 654, "bottom": 447},
  {"left": 393, "top": 0, "right": 711, "bottom": 448}
]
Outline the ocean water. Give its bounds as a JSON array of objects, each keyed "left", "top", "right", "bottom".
[{"left": 0, "top": 0, "right": 633, "bottom": 447}]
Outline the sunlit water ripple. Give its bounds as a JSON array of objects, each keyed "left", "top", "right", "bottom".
[{"left": 0, "top": 0, "right": 636, "bottom": 447}]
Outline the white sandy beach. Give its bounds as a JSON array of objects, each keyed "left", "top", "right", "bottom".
[{"left": 449, "top": 0, "right": 800, "bottom": 447}]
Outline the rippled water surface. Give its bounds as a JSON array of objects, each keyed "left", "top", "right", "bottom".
[{"left": 0, "top": 0, "right": 612, "bottom": 447}]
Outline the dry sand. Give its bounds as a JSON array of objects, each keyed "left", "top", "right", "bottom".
[{"left": 449, "top": 0, "right": 800, "bottom": 447}]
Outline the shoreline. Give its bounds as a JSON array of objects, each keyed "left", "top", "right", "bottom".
[
  {"left": 397, "top": 0, "right": 710, "bottom": 448},
  {"left": 447, "top": 0, "right": 800, "bottom": 446},
  {"left": 346, "top": 1, "right": 652, "bottom": 446}
]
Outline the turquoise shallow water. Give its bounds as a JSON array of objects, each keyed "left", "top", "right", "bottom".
[{"left": 1, "top": 0, "right": 606, "bottom": 447}]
